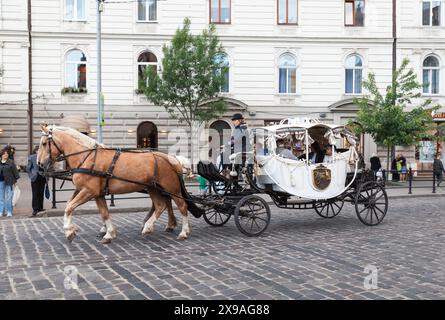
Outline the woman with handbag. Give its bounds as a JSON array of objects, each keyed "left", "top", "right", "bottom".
[{"left": 0, "top": 148, "right": 20, "bottom": 217}]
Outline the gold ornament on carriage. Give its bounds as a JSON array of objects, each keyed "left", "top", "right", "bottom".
[{"left": 312, "top": 164, "right": 332, "bottom": 190}]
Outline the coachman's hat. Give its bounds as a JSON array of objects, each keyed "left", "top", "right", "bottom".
[{"left": 231, "top": 113, "right": 244, "bottom": 121}]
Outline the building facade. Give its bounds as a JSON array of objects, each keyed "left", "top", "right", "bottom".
[{"left": 0, "top": 0, "right": 444, "bottom": 168}]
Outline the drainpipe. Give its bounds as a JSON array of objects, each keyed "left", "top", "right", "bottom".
[{"left": 27, "top": 0, "right": 33, "bottom": 154}]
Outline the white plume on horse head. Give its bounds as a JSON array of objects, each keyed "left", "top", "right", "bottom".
[{"left": 174, "top": 155, "right": 194, "bottom": 176}]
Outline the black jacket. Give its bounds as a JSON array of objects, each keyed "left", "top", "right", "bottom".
[
  {"left": 433, "top": 159, "right": 444, "bottom": 174},
  {"left": 370, "top": 156, "right": 382, "bottom": 171},
  {"left": 0, "top": 159, "right": 20, "bottom": 186}
]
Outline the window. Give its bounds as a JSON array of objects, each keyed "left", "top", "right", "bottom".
[
  {"left": 210, "top": 0, "right": 231, "bottom": 24},
  {"left": 423, "top": 1, "right": 441, "bottom": 26},
  {"left": 345, "top": 54, "right": 363, "bottom": 94},
  {"left": 65, "top": 0, "right": 86, "bottom": 21},
  {"left": 137, "top": 51, "right": 158, "bottom": 90},
  {"left": 279, "top": 53, "right": 297, "bottom": 94},
  {"left": 65, "top": 49, "right": 87, "bottom": 89},
  {"left": 423, "top": 56, "right": 440, "bottom": 94},
  {"left": 215, "top": 53, "right": 230, "bottom": 93},
  {"left": 138, "top": 0, "right": 157, "bottom": 22},
  {"left": 344, "top": 0, "right": 364, "bottom": 26},
  {"left": 277, "top": 0, "right": 298, "bottom": 24}
]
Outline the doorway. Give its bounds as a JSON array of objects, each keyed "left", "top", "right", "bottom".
[{"left": 136, "top": 121, "right": 158, "bottom": 149}]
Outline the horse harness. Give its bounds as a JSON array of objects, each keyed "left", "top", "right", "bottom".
[{"left": 44, "top": 127, "right": 163, "bottom": 197}]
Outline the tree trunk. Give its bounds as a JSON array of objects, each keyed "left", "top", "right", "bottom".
[{"left": 386, "top": 145, "right": 391, "bottom": 172}]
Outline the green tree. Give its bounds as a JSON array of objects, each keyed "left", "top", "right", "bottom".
[
  {"left": 352, "top": 58, "right": 439, "bottom": 171},
  {"left": 143, "top": 18, "right": 228, "bottom": 165}
]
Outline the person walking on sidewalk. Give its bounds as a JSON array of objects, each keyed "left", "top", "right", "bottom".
[
  {"left": 433, "top": 153, "right": 444, "bottom": 187},
  {"left": 0, "top": 148, "right": 20, "bottom": 217},
  {"left": 27, "top": 146, "right": 47, "bottom": 216}
]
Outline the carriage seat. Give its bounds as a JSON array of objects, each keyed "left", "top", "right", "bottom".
[{"left": 197, "top": 161, "right": 230, "bottom": 183}]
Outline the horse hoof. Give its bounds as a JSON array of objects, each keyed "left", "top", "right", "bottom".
[
  {"left": 101, "top": 238, "right": 112, "bottom": 244},
  {"left": 66, "top": 232, "right": 77, "bottom": 243},
  {"left": 165, "top": 227, "right": 175, "bottom": 232},
  {"left": 176, "top": 234, "right": 188, "bottom": 241},
  {"left": 97, "top": 232, "right": 106, "bottom": 238}
]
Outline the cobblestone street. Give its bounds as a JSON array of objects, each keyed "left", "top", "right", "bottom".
[{"left": 0, "top": 196, "right": 444, "bottom": 300}]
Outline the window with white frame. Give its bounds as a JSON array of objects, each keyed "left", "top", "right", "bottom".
[
  {"left": 423, "top": 0, "right": 441, "bottom": 26},
  {"left": 138, "top": 0, "right": 157, "bottom": 22},
  {"left": 277, "top": 0, "right": 298, "bottom": 24},
  {"left": 65, "top": 49, "right": 87, "bottom": 89},
  {"left": 65, "top": 0, "right": 86, "bottom": 21},
  {"left": 345, "top": 54, "right": 363, "bottom": 94},
  {"left": 215, "top": 53, "right": 230, "bottom": 93},
  {"left": 137, "top": 51, "right": 158, "bottom": 90},
  {"left": 423, "top": 55, "right": 440, "bottom": 94},
  {"left": 278, "top": 53, "right": 297, "bottom": 94}
]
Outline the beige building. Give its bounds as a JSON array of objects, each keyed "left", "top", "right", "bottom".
[{"left": 0, "top": 0, "right": 444, "bottom": 169}]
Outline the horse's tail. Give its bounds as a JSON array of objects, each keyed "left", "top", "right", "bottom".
[{"left": 178, "top": 175, "right": 204, "bottom": 218}]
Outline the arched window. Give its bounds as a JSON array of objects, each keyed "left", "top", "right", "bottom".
[
  {"left": 279, "top": 53, "right": 297, "bottom": 94},
  {"left": 215, "top": 53, "right": 230, "bottom": 93},
  {"left": 137, "top": 51, "right": 158, "bottom": 90},
  {"left": 345, "top": 54, "right": 363, "bottom": 94},
  {"left": 65, "top": 49, "right": 87, "bottom": 89},
  {"left": 423, "top": 55, "right": 440, "bottom": 94}
]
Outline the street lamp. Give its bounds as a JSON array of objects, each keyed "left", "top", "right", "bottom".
[{"left": 97, "top": 0, "right": 104, "bottom": 143}]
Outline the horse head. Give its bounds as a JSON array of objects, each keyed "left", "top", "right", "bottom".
[{"left": 37, "top": 124, "right": 63, "bottom": 171}]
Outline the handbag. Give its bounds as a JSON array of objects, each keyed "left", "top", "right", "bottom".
[
  {"left": 12, "top": 184, "right": 21, "bottom": 207},
  {"left": 45, "top": 183, "right": 50, "bottom": 199}
]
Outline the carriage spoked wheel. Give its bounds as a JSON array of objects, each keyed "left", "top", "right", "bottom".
[
  {"left": 203, "top": 206, "right": 232, "bottom": 227},
  {"left": 234, "top": 195, "right": 271, "bottom": 237},
  {"left": 314, "top": 197, "right": 344, "bottom": 219},
  {"left": 355, "top": 181, "right": 388, "bottom": 226}
]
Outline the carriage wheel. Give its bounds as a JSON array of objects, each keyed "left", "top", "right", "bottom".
[
  {"left": 234, "top": 195, "right": 271, "bottom": 237},
  {"left": 355, "top": 181, "right": 388, "bottom": 226},
  {"left": 203, "top": 207, "right": 231, "bottom": 227},
  {"left": 314, "top": 198, "right": 344, "bottom": 219}
]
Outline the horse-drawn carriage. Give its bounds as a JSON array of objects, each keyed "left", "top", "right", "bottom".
[
  {"left": 194, "top": 118, "right": 388, "bottom": 236},
  {"left": 37, "top": 118, "right": 387, "bottom": 244}
]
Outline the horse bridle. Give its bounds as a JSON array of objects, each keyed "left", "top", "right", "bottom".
[{"left": 42, "top": 127, "right": 97, "bottom": 172}]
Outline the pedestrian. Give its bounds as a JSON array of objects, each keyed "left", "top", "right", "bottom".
[
  {"left": 391, "top": 155, "right": 400, "bottom": 181},
  {"left": 0, "top": 148, "right": 20, "bottom": 217},
  {"left": 27, "top": 146, "right": 47, "bottom": 216},
  {"left": 399, "top": 153, "right": 407, "bottom": 182},
  {"left": 433, "top": 153, "right": 444, "bottom": 187},
  {"left": 370, "top": 153, "right": 382, "bottom": 178},
  {"left": 3, "top": 143, "right": 16, "bottom": 161},
  {"left": 198, "top": 175, "right": 209, "bottom": 195}
]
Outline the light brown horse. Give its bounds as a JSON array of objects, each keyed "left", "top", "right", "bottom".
[{"left": 37, "top": 124, "right": 202, "bottom": 244}]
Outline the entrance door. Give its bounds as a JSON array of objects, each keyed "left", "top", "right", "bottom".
[
  {"left": 209, "top": 120, "right": 231, "bottom": 163},
  {"left": 137, "top": 121, "right": 158, "bottom": 149}
]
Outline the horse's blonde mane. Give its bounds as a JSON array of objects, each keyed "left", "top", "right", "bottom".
[{"left": 52, "top": 126, "right": 105, "bottom": 149}]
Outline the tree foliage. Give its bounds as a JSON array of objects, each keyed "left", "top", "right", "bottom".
[
  {"left": 352, "top": 58, "right": 440, "bottom": 168},
  {"left": 143, "top": 17, "right": 228, "bottom": 128}
]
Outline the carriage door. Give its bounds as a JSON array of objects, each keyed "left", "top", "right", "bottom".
[
  {"left": 209, "top": 120, "right": 231, "bottom": 163},
  {"left": 137, "top": 121, "right": 158, "bottom": 149}
]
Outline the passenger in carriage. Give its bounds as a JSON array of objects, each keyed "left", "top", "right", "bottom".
[
  {"left": 322, "top": 145, "right": 334, "bottom": 163},
  {"left": 298, "top": 141, "right": 325, "bottom": 164},
  {"left": 276, "top": 139, "right": 298, "bottom": 160}
]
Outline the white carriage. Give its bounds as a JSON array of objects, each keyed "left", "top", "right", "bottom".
[{"left": 196, "top": 118, "right": 388, "bottom": 237}]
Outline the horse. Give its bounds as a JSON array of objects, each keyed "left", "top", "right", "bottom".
[{"left": 37, "top": 124, "right": 203, "bottom": 244}]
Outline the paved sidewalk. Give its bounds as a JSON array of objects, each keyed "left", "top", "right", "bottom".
[{"left": 6, "top": 173, "right": 445, "bottom": 220}]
